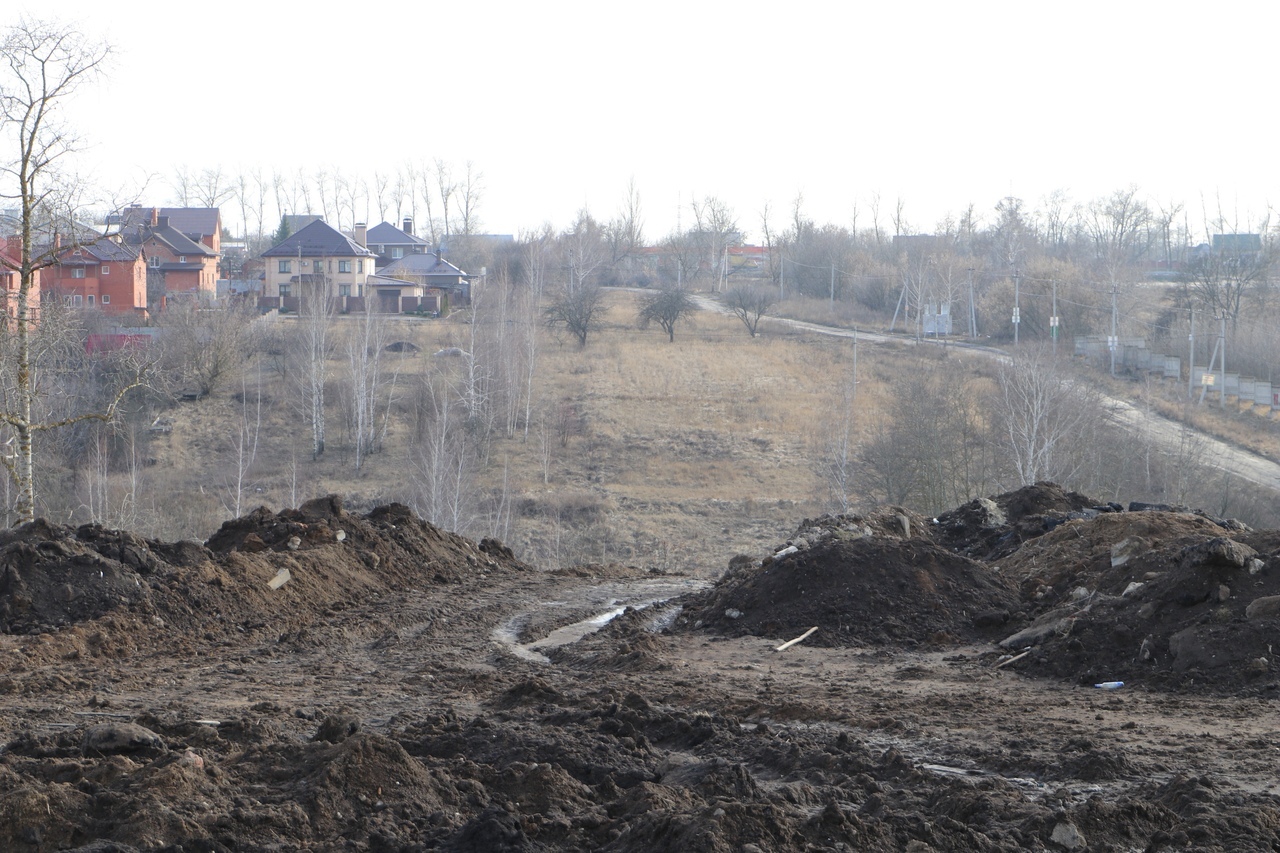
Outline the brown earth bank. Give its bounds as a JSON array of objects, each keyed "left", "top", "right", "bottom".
[{"left": 1, "top": 487, "right": 1279, "bottom": 851}]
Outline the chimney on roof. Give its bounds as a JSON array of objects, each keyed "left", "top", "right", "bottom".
[
  {"left": 354, "top": 223, "right": 367, "bottom": 248},
  {"left": 403, "top": 217, "right": 414, "bottom": 236},
  {"left": 150, "top": 208, "right": 159, "bottom": 226},
  {"left": 157, "top": 216, "right": 169, "bottom": 229}
]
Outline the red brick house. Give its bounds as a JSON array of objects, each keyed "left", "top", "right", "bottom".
[
  {"left": 44, "top": 238, "right": 147, "bottom": 317},
  {"left": 114, "top": 206, "right": 221, "bottom": 303},
  {"left": 0, "top": 239, "right": 41, "bottom": 321}
]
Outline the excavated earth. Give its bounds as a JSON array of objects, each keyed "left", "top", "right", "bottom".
[{"left": 2, "top": 487, "right": 1280, "bottom": 851}]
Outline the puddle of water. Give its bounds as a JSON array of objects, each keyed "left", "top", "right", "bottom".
[{"left": 494, "top": 578, "right": 708, "bottom": 664}]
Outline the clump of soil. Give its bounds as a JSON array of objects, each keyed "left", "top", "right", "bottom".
[
  {"left": 934, "top": 481, "right": 1104, "bottom": 561},
  {"left": 680, "top": 535, "right": 1021, "bottom": 646}
]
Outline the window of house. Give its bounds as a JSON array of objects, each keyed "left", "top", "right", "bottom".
[
  {"left": 73, "top": 268, "right": 86, "bottom": 279},
  {"left": 149, "top": 256, "right": 160, "bottom": 268},
  {"left": 101, "top": 265, "right": 110, "bottom": 275},
  {"left": 73, "top": 294, "right": 82, "bottom": 305},
  {"left": 102, "top": 294, "right": 110, "bottom": 304},
  {"left": 338, "top": 260, "right": 352, "bottom": 273},
  {"left": 358, "top": 260, "right": 364, "bottom": 273},
  {"left": 339, "top": 284, "right": 351, "bottom": 297},
  {"left": 278, "top": 260, "right": 291, "bottom": 274},
  {"left": 179, "top": 256, "right": 186, "bottom": 264},
  {"left": 279, "top": 284, "right": 291, "bottom": 298},
  {"left": 391, "top": 247, "right": 404, "bottom": 259},
  {"left": 88, "top": 294, "right": 95, "bottom": 305}
]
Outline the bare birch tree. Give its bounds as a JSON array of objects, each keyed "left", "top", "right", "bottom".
[
  {"left": 295, "top": 286, "right": 333, "bottom": 459},
  {"left": 343, "top": 303, "right": 389, "bottom": 470},
  {"left": 0, "top": 19, "right": 145, "bottom": 524},
  {"left": 993, "top": 346, "right": 1105, "bottom": 486}
]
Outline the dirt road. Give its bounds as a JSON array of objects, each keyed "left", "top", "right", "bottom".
[{"left": 693, "top": 293, "right": 1280, "bottom": 496}]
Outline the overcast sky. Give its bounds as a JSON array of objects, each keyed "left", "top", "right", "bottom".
[{"left": 16, "top": 0, "right": 1279, "bottom": 242}]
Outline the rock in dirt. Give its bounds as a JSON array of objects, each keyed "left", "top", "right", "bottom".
[
  {"left": 82, "top": 723, "right": 165, "bottom": 756},
  {"left": 1246, "top": 595, "right": 1280, "bottom": 621},
  {"left": 1051, "top": 820, "right": 1087, "bottom": 849}
]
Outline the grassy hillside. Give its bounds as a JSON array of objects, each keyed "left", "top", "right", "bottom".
[{"left": 57, "top": 289, "right": 1280, "bottom": 574}]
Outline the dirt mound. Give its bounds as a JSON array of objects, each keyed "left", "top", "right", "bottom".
[
  {"left": 934, "top": 482, "right": 1106, "bottom": 561},
  {"left": 0, "top": 496, "right": 527, "bottom": 668},
  {"left": 679, "top": 535, "right": 1021, "bottom": 646},
  {"left": 997, "top": 511, "right": 1280, "bottom": 693}
]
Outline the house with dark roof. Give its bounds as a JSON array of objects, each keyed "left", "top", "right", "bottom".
[
  {"left": 376, "top": 250, "right": 471, "bottom": 312},
  {"left": 112, "top": 205, "right": 222, "bottom": 254},
  {"left": 366, "top": 219, "right": 432, "bottom": 267},
  {"left": 127, "top": 217, "right": 219, "bottom": 303},
  {"left": 259, "top": 219, "right": 376, "bottom": 305},
  {"left": 43, "top": 237, "right": 147, "bottom": 316}
]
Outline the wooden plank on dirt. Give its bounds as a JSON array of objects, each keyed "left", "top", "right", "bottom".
[
  {"left": 268, "top": 568, "right": 291, "bottom": 590},
  {"left": 775, "top": 626, "right": 818, "bottom": 652}
]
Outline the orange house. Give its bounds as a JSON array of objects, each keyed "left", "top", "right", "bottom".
[
  {"left": 45, "top": 238, "right": 147, "bottom": 317},
  {"left": 0, "top": 239, "right": 41, "bottom": 321}
]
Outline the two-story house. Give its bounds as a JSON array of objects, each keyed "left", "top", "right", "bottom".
[
  {"left": 115, "top": 209, "right": 219, "bottom": 304},
  {"left": 366, "top": 219, "right": 431, "bottom": 268},
  {"left": 260, "top": 219, "right": 377, "bottom": 306},
  {"left": 43, "top": 237, "right": 147, "bottom": 316}
]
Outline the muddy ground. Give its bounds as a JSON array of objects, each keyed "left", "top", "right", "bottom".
[{"left": 2, "top": 486, "right": 1280, "bottom": 851}]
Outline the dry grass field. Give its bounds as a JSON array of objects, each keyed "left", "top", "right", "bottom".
[
  {"left": 136, "top": 291, "right": 908, "bottom": 576},
  {"left": 110, "top": 288, "right": 1278, "bottom": 573}
]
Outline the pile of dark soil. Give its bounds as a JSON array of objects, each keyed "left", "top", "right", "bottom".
[
  {"left": 0, "top": 495, "right": 526, "bottom": 668},
  {"left": 680, "top": 535, "right": 1021, "bottom": 647},
  {"left": 995, "top": 511, "right": 1280, "bottom": 693},
  {"left": 681, "top": 482, "right": 1280, "bottom": 694}
]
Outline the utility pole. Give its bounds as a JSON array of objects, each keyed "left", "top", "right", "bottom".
[
  {"left": 967, "top": 267, "right": 977, "bottom": 338},
  {"left": 1050, "top": 279, "right": 1058, "bottom": 356},
  {"left": 1187, "top": 304, "right": 1195, "bottom": 400},
  {"left": 1109, "top": 279, "right": 1119, "bottom": 376},
  {"left": 852, "top": 327, "right": 858, "bottom": 401},
  {"left": 779, "top": 256, "right": 785, "bottom": 301},
  {"left": 1012, "top": 269, "right": 1020, "bottom": 344},
  {"left": 1219, "top": 311, "right": 1227, "bottom": 409},
  {"left": 829, "top": 263, "right": 835, "bottom": 310}
]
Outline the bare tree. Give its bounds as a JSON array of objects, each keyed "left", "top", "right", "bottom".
[
  {"left": 723, "top": 284, "right": 776, "bottom": 337},
  {"left": 435, "top": 157, "right": 457, "bottom": 238},
  {"left": 456, "top": 161, "right": 482, "bottom": 237},
  {"left": 819, "top": 362, "right": 858, "bottom": 512},
  {"left": 294, "top": 286, "right": 333, "bottom": 459},
  {"left": 0, "top": 19, "right": 146, "bottom": 524},
  {"left": 1179, "top": 242, "right": 1272, "bottom": 324},
  {"left": 545, "top": 278, "right": 606, "bottom": 348},
  {"left": 637, "top": 286, "right": 695, "bottom": 342},
  {"left": 343, "top": 303, "right": 389, "bottom": 470},
  {"left": 221, "top": 366, "right": 262, "bottom": 518},
  {"left": 993, "top": 346, "right": 1105, "bottom": 486},
  {"left": 607, "top": 178, "right": 644, "bottom": 266},
  {"left": 155, "top": 299, "right": 255, "bottom": 397}
]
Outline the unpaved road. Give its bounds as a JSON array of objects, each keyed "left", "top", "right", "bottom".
[{"left": 693, "top": 293, "right": 1280, "bottom": 495}]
